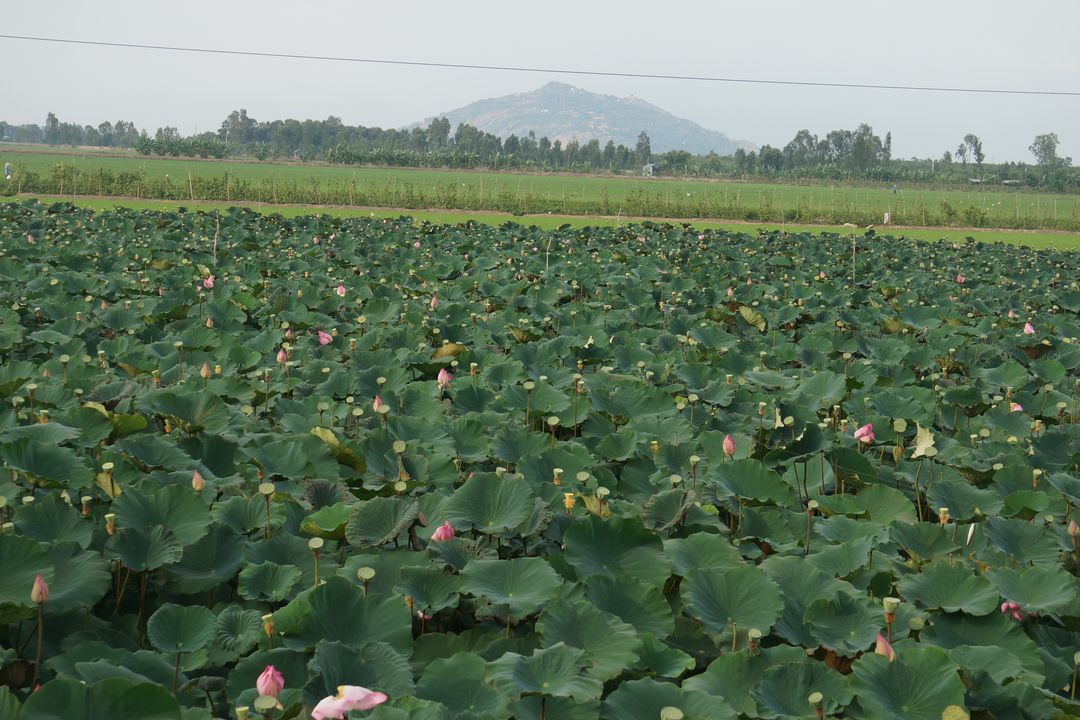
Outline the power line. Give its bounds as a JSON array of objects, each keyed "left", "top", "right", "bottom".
[{"left": 2, "top": 33, "right": 1079, "bottom": 98}]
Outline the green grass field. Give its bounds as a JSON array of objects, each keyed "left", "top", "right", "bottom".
[
  {"left": 5, "top": 145, "right": 1078, "bottom": 227},
  {"left": 8, "top": 195, "right": 1079, "bottom": 250}
]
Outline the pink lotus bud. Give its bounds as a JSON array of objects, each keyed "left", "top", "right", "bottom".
[
  {"left": 1010, "top": 402, "right": 1023, "bottom": 412},
  {"left": 413, "top": 241, "right": 421, "bottom": 249},
  {"left": 726, "top": 287, "right": 734, "bottom": 297},
  {"left": 854, "top": 423, "right": 875, "bottom": 444},
  {"left": 874, "top": 632, "right": 895, "bottom": 661},
  {"left": 276, "top": 348, "right": 287, "bottom": 364},
  {"left": 818, "top": 271, "right": 826, "bottom": 279},
  {"left": 203, "top": 275, "right": 214, "bottom": 289},
  {"left": 284, "top": 329, "right": 293, "bottom": 340},
  {"left": 373, "top": 395, "right": 383, "bottom": 412},
  {"left": 1023, "top": 322, "right": 1035, "bottom": 335},
  {"left": 955, "top": 274, "right": 965, "bottom": 284},
  {"left": 437, "top": 368, "right": 452, "bottom": 389},
  {"left": 698, "top": 234, "right": 705, "bottom": 241},
  {"left": 430, "top": 521, "right": 455, "bottom": 542},
  {"left": 722, "top": 434, "right": 736, "bottom": 457},
  {"left": 313, "top": 236, "right": 320, "bottom": 245},
  {"left": 429, "top": 294, "right": 439, "bottom": 311},
  {"left": 200, "top": 362, "right": 211, "bottom": 380},
  {"left": 317, "top": 330, "right": 333, "bottom": 346},
  {"left": 31, "top": 574, "right": 48, "bottom": 604},
  {"left": 1007, "top": 309, "right": 1016, "bottom": 318},
  {"left": 256, "top": 665, "right": 284, "bottom": 698},
  {"left": 191, "top": 470, "right": 204, "bottom": 493},
  {"left": 335, "top": 284, "right": 346, "bottom": 298}
]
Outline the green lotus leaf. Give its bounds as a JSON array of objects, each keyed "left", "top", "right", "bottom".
[
  {"left": 708, "top": 459, "right": 794, "bottom": 504},
  {"left": 215, "top": 605, "right": 262, "bottom": 656},
  {"left": 851, "top": 646, "right": 966, "bottom": 720},
  {"left": 563, "top": 516, "right": 672, "bottom": 588},
  {"left": 601, "top": 678, "right": 735, "bottom": 720},
  {"left": 416, "top": 652, "right": 511, "bottom": 720},
  {"left": 948, "top": 644, "right": 1029, "bottom": 684},
  {"left": 147, "top": 603, "right": 219, "bottom": 654},
  {"left": 238, "top": 561, "right": 303, "bottom": 602},
  {"left": 0, "top": 534, "right": 52, "bottom": 623},
  {"left": 116, "top": 434, "right": 195, "bottom": 472},
  {"left": 490, "top": 643, "right": 602, "bottom": 702},
  {"left": 14, "top": 493, "right": 92, "bottom": 547},
  {"left": 897, "top": 561, "right": 999, "bottom": 615},
  {"left": 987, "top": 565, "right": 1077, "bottom": 613},
  {"left": 283, "top": 576, "right": 413, "bottom": 655},
  {"left": 139, "top": 388, "right": 230, "bottom": 434},
  {"left": 44, "top": 543, "right": 111, "bottom": 614},
  {"left": 111, "top": 484, "right": 211, "bottom": 546},
  {"left": 889, "top": 522, "right": 960, "bottom": 561},
  {"left": 585, "top": 574, "right": 675, "bottom": 638},
  {"left": 394, "top": 566, "right": 462, "bottom": 614},
  {"left": 165, "top": 524, "right": 246, "bottom": 594},
  {"left": 681, "top": 566, "right": 783, "bottom": 638},
  {"left": 20, "top": 677, "right": 181, "bottom": 720},
  {"left": 304, "top": 640, "right": 415, "bottom": 705},
  {"left": 345, "top": 496, "right": 420, "bottom": 548},
  {"left": 753, "top": 658, "right": 854, "bottom": 720},
  {"left": 0, "top": 686, "right": 20, "bottom": 720},
  {"left": 664, "top": 533, "right": 744, "bottom": 577},
  {"left": 761, "top": 555, "right": 856, "bottom": 647},
  {"left": 301, "top": 501, "right": 352, "bottom": 540},
  {"left": 982, "top": 516, "right": 1061, "bottom": 565},
  {"left": 919, "top": 611, "right": 1046, "bottom": 686},
  {"left": 631, "top": 634, "right": 694, "bottom": 679},
  {"left": 104, "top": 525, "right": 184, "bottom": 571},
  {"left": 537, "top": 599, "right": 641, "bottom": 681},
  {"left": 511, "top": 696, "right": 600, "bottom": 720},
  {"left": 440, "top": 472, "right": 535, "bottom": 535},
  {"left": 803, "top": 592, "right": 880, "bottom": 656},
  {"left": 682, "top": 652, "right": 766, "bottom": 715},
  {"left": 0, "top": 437, "right": 93, "bottom": 489},
  {"left": 460, "top": 557, "right": 561, "bottom": 623}
]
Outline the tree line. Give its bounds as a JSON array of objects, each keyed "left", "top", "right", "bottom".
[{"left": 1, "top": 111, "right": 1076, "bottom": 190}]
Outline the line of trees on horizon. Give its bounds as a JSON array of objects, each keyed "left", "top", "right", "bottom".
[{"left": 1, "top": 111, "right": 1076, "bottom": 191}]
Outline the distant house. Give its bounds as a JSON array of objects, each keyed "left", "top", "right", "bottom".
[
  {"left": 1002, "top": 179, "right": 1021, "bottom": 186},
  {"left": 968, "top": 178, "right": 983, "bottom": 185},
  {"left": 642, "top": 163, "right": 658, "bottom": 177}
]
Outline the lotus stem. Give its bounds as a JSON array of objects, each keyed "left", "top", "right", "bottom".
[
  {"left": 172, "top": 651, "right": 181, "bottom": 694},
  {"left": 31, "top": 604, "right": 43, "bottom": 689}
]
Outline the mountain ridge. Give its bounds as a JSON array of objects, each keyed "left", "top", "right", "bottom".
[{"left": 417, "top": 82, "right": 754, "bottom": 156}]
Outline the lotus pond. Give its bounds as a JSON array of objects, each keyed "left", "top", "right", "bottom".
[{"left": 0, "top": 199, "right": 1079, "bottom": 719}]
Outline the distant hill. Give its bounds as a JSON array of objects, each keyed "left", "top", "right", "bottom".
[{"left": 419, "top": 82, "right": 754, "bottom": 156}]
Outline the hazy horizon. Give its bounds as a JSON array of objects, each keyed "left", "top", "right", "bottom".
[{"left": 5, "top": 0, "right": 1079, "bottom": 163}]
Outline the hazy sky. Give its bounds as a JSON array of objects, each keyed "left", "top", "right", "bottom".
[{"left": 6, "top": 0, "right": 1079, "bottom": 161}]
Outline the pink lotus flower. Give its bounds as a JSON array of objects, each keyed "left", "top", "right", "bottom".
[
  {"left": 256, "top": 665, "right": 284, "bottom": 698},
  {"left": 430, "top": 521, "right": 455, "bottom": 542},
  {"left": 1000, "top": 600, "right": 1023, "bottom": 622},
  {"left": 203, "top": 275, "right": 214, "bottom": 289},
  {"left": 955, "top": 274, "right": 965, "bottom": 284},
  {"left": 317, "top": 330, "right": 333, "bottom": 346},
  {"left": 413, "top": 241, "right": 421, "bottom": 249},
  {"left": 854, "top": 423, "right": 875, "bottom": 444},
  {"left": 818, "top": 271, "right": 826, "bottom": 280},
  {"left": 874, "top": 632, "right": 895, "bottom": 661},
  {"left": 335, "top": 284, "right": 346, "bottom": 298},
  {"left": 311, "top": 686, "right": 389, "bottom": 719},
  {"left": 31, "top": 574, "right": 48, "bottom": 604},
  {"left": 191, "top": 470, "right": 205, "bottom": 493},
  {"left": 1011, "top": 402, "right": 1023, "bottom": 412},
  {"left": 429, "top": 294, "right": 439, "bottom": 311},
  {"left": 276, "top": 348, "right": 287, "bottom": 364},
  {"left": 437, "top": 368, "right": 452, "bottom": 389},
  {"left": 1008, "top": 309, "right": 1016, "bottom": 319},
  {"left": 373, "top": 395, "right": 383, "bottom": 412},
  {"left": 1023, "top": 322, "right": 1035, "bottom": 335},
  {"left": 722, "top": 434, "right": 736, "bottom": 458}
]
